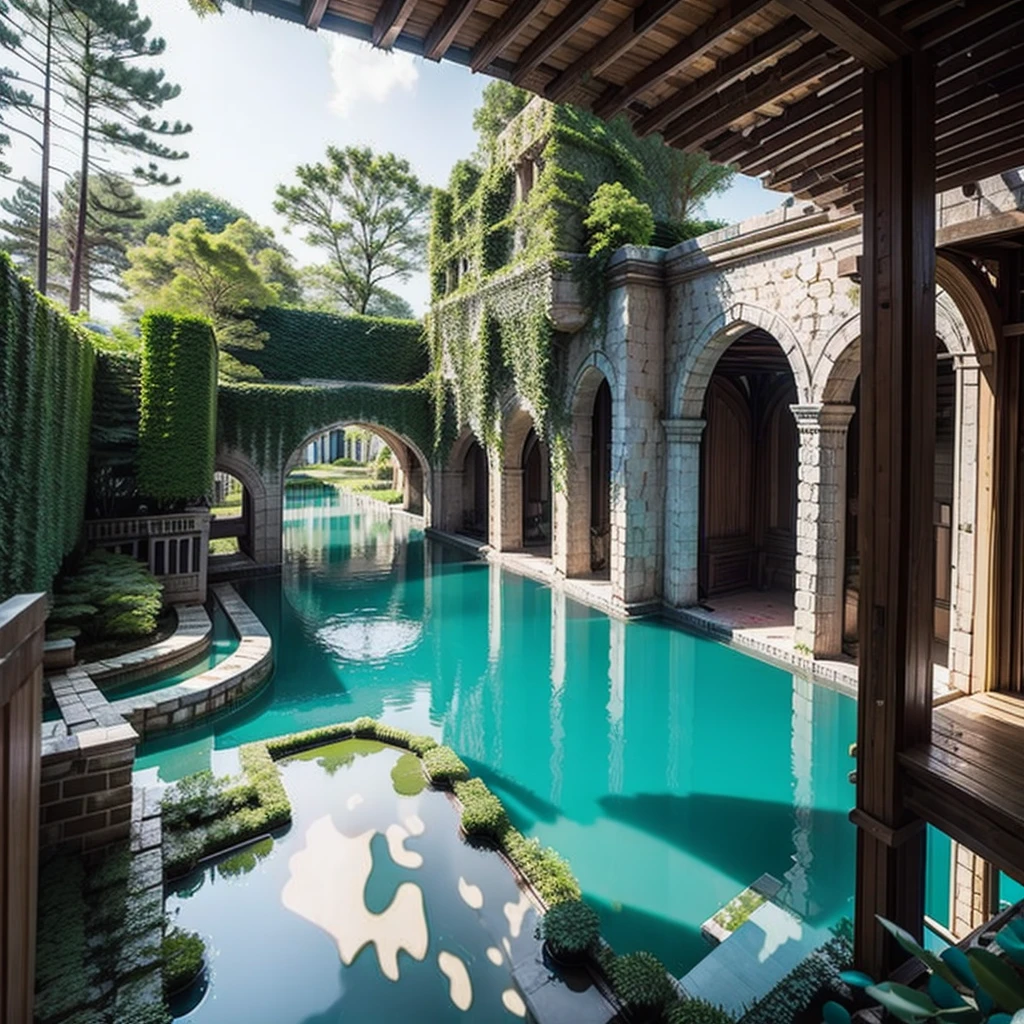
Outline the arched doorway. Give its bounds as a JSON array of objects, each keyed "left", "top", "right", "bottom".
[
  {"left": 209, "top": 470, "right": 249, "bottom": 557},
  {"left": 461, "top": 439, "right": 489, "bottom": 538},
  {"left": 589, "top": 378, "right": 612, "bottom": 575},
  {"left": 522, "top": 427, "right": 551, "bottom": 547},
  {"left": 699, "top": 329, "right": 798, "bottom": 598}
]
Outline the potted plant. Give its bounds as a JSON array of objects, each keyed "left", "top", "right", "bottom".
[
  {"left": 609, "top": 950, "right": 676, "bottom": 1023},
  {"left": 538, "top": 899, "right": 600, "bottom": 966},
  {"left": 162, "top": 926, "right": 207, "bottom": 997}
]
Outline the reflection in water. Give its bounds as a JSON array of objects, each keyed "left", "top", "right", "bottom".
[{"left": 140, "top": 491, "right": 859, "bottom": 975}]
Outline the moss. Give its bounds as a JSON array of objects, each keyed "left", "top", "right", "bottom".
[{"left": 391, "top": 752, "right": 426, "bottom": 796}]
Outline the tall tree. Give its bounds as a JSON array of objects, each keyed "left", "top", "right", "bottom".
[
  {"left": 472, "top": 80, "right": 529, "bottom": 166},
  {"left": 0, "top": 176, "right": 41, "bottom": 274},
  {"left": 63, "top": 0, "right": 190, "bottom": 311},
  {"left": 123, "top": 217, "right": 284, "bottom": 377},
  {"left": 0, "top": 0, "right": 34, "bottom": 177},
  {"left": 136, "top": 188, "right": 248, "bottom": 238},
  {"left": 274, "top": 145, "right": 430, "bottom": 316}
]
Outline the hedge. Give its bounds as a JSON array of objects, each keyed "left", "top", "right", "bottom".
[
  {"left": 216, "top": 380, "right": 437, "bottom": 471},
  {"left": 0, "top": 252, "right": 95, "bottom": 599},
  {"left": 137, "top": 312, "right": 218, "bottom": 502},
  {"left": 88, "top": 351, "right": 141, "bottom": 515},
  {"left": 231, "top": 307, "right": 427, "bottom": 385}
]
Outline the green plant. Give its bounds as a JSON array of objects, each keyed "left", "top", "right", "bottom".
[
  {"left": 454, "top": 777, "right": 509, "bottom": 839},
  {"left": 161, "top": 927, "right": 205, "bottom": 995},
  {"left": 667, "top": 998, "right": 736, "bottom": 1023},
  {"left": 503, "top": 829, "right": 581, "bottom": 905},
  {"left": 422, "top": 744, "right": 470, "bottom": 785},
  {"left": 823, "top": 916, "right": 1024, "bottom": 1023},
  {"left": 609, "top": 951, "right": 676, "bottom": 1019},
  {"left": 538, "top": 899, "right": 600, "bottom": 959},
  {"left": 137, "top": 311, "right": 218, "bottom": 502},
  {"left": 584, "top": 181, "right": 655, "bottom": 260}
]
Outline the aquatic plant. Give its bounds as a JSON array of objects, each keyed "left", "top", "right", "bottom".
[
  {"left": 823, "top": 916, "right": 1024, "bottom": 1023},
  {"left": 538, "top": 899, "right": 600, "bottom": 960}
]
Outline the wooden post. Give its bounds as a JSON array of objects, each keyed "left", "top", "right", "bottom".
[{"left": 854, "top": 50, "right": 936, "bottom": 979}]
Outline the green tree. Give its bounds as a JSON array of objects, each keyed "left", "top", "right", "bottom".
[
  {"left": 136, "top": 189, "right": 249, "bottom": 238},
  {"left": 472, "top": 80, "right": 530, "bottom": 166},
  {"left": 123, "top": 217, "right": 281, "bottom": 377},
  {"left": 274, "top": 144, "right": 430, "bottom": 316},
  {"left": 0, "top": 176, "right": 42, "bottom": 275},
  {"left": 63, "top": 0, "right": 191, "bottom": 311}
]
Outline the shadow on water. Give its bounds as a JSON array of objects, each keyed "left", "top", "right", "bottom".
[
  {"left": 598, "top": 792, "right": 854, "bottom": 926},
  {"left": 461, "top": 757, "right": 562, "bottom": 826}
]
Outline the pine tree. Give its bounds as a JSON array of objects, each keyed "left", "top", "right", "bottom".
[
  {"left": 0, "top": 0, "right": 34, "bottom": 177},
  {"left": 0, "top": 176, "right": 41, "bottom": 275},
  {"left": 61, "top": 0, "right": 190, "bottom": 311}
]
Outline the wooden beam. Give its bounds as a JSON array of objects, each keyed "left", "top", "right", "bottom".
[
  {"left": 921, "top": 0, "right": 1022, "bottom": 49},
  {"left": 776, "top": 0, "right": 909, "bottom": 69},
  {"left": 423, "top": 0, "right": 482, "bottom": 60},
  {"left": 854, "top": 49, "right": 936, "bottom": 980},
  {"left": 303, "top": 0, "right": 329, "bottom": 29},
  {"left": 372, "top": 0, "right": 419, "bottom": 48},
  {"left": 937, "top": 143, "right": 1024, "bottom": 193},
  {"left": 634, "top": 18, "right": 812, "bottom": 137},
  {"left": 766, "top": 129, "right": 862, "bottom": 189},
  {"left": 512, "top": 0, "right": 609, "bottom": 85},
  {"left": 937, "top": 100, "right": 1024, "bottom": 167},
  {"left": 932, "top": 3, "right": 1024, "bottom": 65},
  {"left": 470, "top": 0, "right": 548, "bottom": 72},
  {"left": 662, "top": 38, "right": 838, "bottom": 151},
  {"left": 593, "top": 0, "right": 773, "bottom": 120},
  {"left": 784, "top": 144, "right": 862, "bottom": 194},
  {"left": 543, "top": 0, "right": 685, "bottom": 103},
  {"left": 894, "top": 0, "right": 961, "bottom": 32}
]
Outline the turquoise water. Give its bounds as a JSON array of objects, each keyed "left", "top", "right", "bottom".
[
  {"left": 107, "top": 599, "right": 240, "bottom": 699},
  {"left": 139, "top": 488, "right": 859, "bottom": 975}
]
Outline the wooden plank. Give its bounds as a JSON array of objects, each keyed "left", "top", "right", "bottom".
[
  {"left": 511, "top": 0, "right": 609, "bottom": 85},
  {"left": 372, "top": 0, "right": 420, "bottom": 48},
  {"left": 593, "top": 0, "right": 774, "bottom": 119},
  {"left": 895, "top": 0, "right": 962, "bottom": 32},
  {"left": 635, "top": 17, "right": 812, "bottom": 137},
  {"left": 470, "top": 0, "right": 549, "bottom": 71},
  {"left": 779, "top": 140, "right": 862, "bottom": 193},
  {"left": 423, "top": 0, "right": 484, "bottom": 60},
  {"left": 663, "top": 38, "right": 838, "bottom": 151},
  {"left": 921, "top": 0, "right": 1023, "bottom": 49},
  {"left": 937, "top": 142, "right": 1024, "bottom": 192},
  {"left": 928, "top": 728, "right": 1024, "bottom": 786},
  {"left": 543, "top": 0, "right": 686, "bottom": 103},
  {"left": 853, "top": 50, "right": 936, "bottom": 980},
  {"left": 303, "top": 0, "right": 329, "bottom": 29},
  {"left": 777, "top": 0, "right": 909, "bottom": 69}
]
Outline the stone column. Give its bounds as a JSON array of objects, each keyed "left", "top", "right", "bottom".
[
  {"left": 792, "top": 404, "right": 855, "bottom": 657},
  {"left": 662, "top": 418, "right": 705, "bottom": 607},
  {"left": 491, "top": 462, "right": 524, "bottom": 551},
  {"left": 553, "top": 412, "right": 592, "bottom": 578}
]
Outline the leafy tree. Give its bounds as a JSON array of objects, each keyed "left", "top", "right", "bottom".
[
  {"left": 62, "top": 0, "right": 191, "bottom": 311},
  {"left": 472, "top": 80, "right": 529, "bottom": 166},
  {"left": 274, "top": 144, "right": 430, "bottom": 316},
  {"left": 136, "top": 189, "right": 249, "bottom": 238},
  {"left": 123, "top": 217, "right": 282, "bottom": 377},
  {"left": 0, "top": 176, "right": 41, "bottom": 275}
]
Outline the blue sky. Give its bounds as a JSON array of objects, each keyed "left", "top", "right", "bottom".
[{"left": 6, "top": 2, "right": 786, "bottom": 318}]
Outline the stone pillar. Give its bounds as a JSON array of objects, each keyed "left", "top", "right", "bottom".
[
  {"left": 434, "top": 469, "right": 463, "bottom": 533},
  {"left": 662, "top": 418, "right": 706, "bottom": 607},
  {"left": 792, "top": 404, "right": 856, "bottom": 657},
  {"left": 553, "top": 412, "right": 592, "bottom": 578},
  {"left": 949, "top": 841, "right": 998, "bottom": 937},
  {"left": 491, "top": 462, "right": 524, "bottom": 551}
]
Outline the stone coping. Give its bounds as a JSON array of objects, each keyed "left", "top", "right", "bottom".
[
  {"left": 78, "top": 602, "right": 212, "bottom": 686},
  {"left": 110, "top": 583, "right": 273, "bottom": 736}
]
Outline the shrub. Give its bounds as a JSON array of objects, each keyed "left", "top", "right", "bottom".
[
  {"left": 539, "top": 899, "right": 600, "bottom": 959},
  {"left": 667, "top": 998, "right": 736, "bottom": 1023},
  {"left": 161, "top": 927, "right": 205, "bottom": 995},
  {"left": 49, "top": 549, "right": 163, "bottom": 641},
  {"left": 137, "top": 311, "right": 217, "bottom": 502},
  {"left": 502, "top": 829, "right": 581, "bottom": 905},
  {"left": 609, "top": 952, "right": 676, "bottom": 1019},
  {"left": 455, "top": 777, "right": 509, "bottom": 839},
  {"left": 584, "top": 181, "right": 655, "bottom": 260},
  {"left": 422, "top": 745, "right": 470, "bottom": 785}
]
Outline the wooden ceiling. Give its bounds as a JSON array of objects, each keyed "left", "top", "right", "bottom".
[{"left": 250, "top": 0, "right": 1024, "bottom": 211}]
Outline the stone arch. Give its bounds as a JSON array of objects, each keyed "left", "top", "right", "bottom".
[
  {"left": 491, "top": 396, "right": 548, "bottom": 550},
  {"left": 568, "top": 349, "right": 618, "bottom": 412},
  {"left": 283, "top": 420, "right": 433, "bottom": 520},
  {"left": 936, "top": 252, "right": 999, "bottom": 358},
  {"left": 445, "top": 424, "right": 486, "bottom": 473},
  {"left": 214, "top": 446, "right": 278, "bottom": 565},
  {"left": 673, "top": 303, "right": 812, "bottom": 419},
  {"left": 441, "top": 424, "right": 490, "bottom": 537}
]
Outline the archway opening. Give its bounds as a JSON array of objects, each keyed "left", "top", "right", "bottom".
[
  {"left": 590, "top": 378, "right": 612, "bottom": 576},
  {"left": 460, "top": 439, "right": 489, "bottom": 538},
  {"left": 699, "top": 329, "right": 798, "bottom": 599},
  {"left": 209, "top": 471, "right": 250, "bottom": 557},
  {"left": 522, "top": 427, "right": 551, "bottom": 547}
]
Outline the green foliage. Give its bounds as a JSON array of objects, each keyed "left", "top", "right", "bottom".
[
  {"left": 137, "top": 189, "right": 249, "bottom": 238},
  {"left": 422, "top": 745, "right": 470, "bottom": 785},
  {"left": 274, "top": 145, "right": 430, "bottom": 315},
  {"left": 472, "top": 80, "right": 530, "bottom": 166},
  {"left": 217, "top": 380, "right": 435, "bottom": 472},
  {"left": 161, "top": 927, "right": 205, "bottom": 995},
  {"left": 501, "top": 828, "right": 581, "bottom": 905},
  {"left": 49, "top": 548, "right": 162, "bottom": 640},
  {"left": 240, "top": 307, "right": 426, "bottom": 383},
  {"left": 429, "top": 189, "right": 454, "bottom": 300},
  {"left": 479, "top": 166, "right": 516, "bottom": 274},
  {"left": 584, "top": 181, "right": 655, "bottom": 259},
  {"left": 391, "top": 752, "right": 426, "bottom": 796},
  {"left": 0, "top": 252, "right": 95, "bottom": 599},
  {"left": 539, "top": 899, "right": 600, "bottom": 959},
  {"left": 667, "top": 999, "right": 736, "bottom": 1024},
  {"left": 712, "top": 888, "right": 766, "bottom": 933},
  {"left": 88, "top": 350, "right": 141, "bottom": 515},
  {"left": 455, "top": 777, "right": 510, "bottom": 839},
  {"left": 609, "top": 951, "right": 676, "bottom": 1018},
  {"left": 137, "top": 312, "right": 217, "bottom": 502}
]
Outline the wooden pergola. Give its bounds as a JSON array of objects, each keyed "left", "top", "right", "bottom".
[{"left": 247, "top": 0, "right": 1024, "bottom": 979}]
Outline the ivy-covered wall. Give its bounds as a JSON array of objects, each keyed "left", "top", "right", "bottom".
[
  {"left": 88, "top": 352, "right": 141, "bottom": 516},
  {"left": 217, "top": 381, "right": 436, "bottom": 473},
  {"left": 0, "top": 252, "right": 95, "bottom": 599},
  {"left": 236, "top": 308, "right": 427, "bottom": 384},
  {"left": 137, "top": 312, "right": 218, "bottom": 502}
]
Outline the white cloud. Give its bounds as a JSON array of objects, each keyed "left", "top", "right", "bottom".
[{"left": 326, "top": 36, "right": 419, "bottom": 118}]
